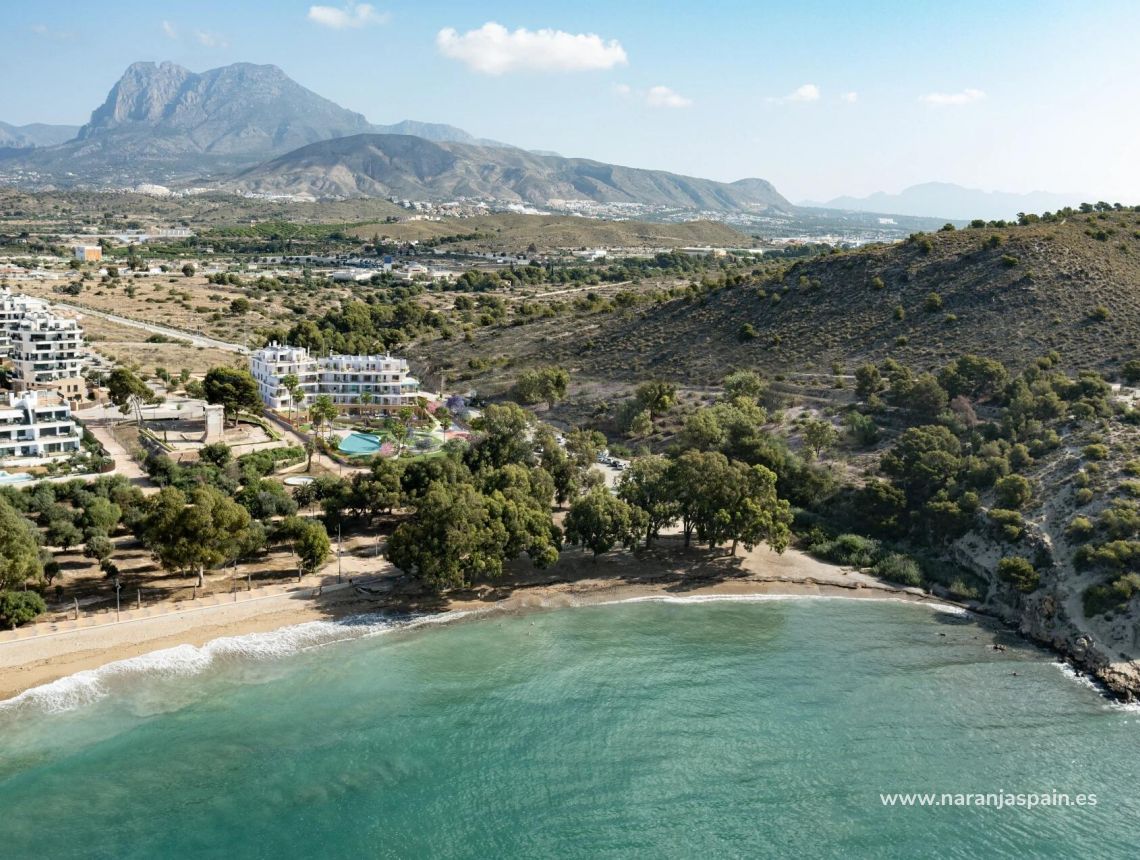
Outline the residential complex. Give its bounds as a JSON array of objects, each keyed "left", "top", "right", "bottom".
[
  {"left": 0, "top": 391, "right": 82, "bottom": 463},
  {"left": 249, "top": 343, "right": 423, "bottom": 414},
  {"left": 0, "top": 289, "right": 87, "bottom": 398}
]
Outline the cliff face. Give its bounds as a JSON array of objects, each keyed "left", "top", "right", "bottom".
[{"left": 944, "top": 431, "right": 1140, "bottom": 701}]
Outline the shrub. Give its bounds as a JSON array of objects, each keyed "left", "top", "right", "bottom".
[
  {"left": 738, "top": 323, "right": 758, "bottom": 341},
  {"left": 809, "top": 533, "right": 880, "bottom": 568},
  {"left": 1083, "top": 573, "right": 1140, "bottom": 617},
  {"left": 924, "top": 292, "right": 943, "bottom": 312},
  {"left": 1090, "top": 305, "right": 1110, "bottom": 322},
  {"left": 1082, "top": 444, "right": 1109, "bottom": 461},
  {"left": 1000, "top": 254, "right": 1019, "bottom": 268},
  {"left": 873, "top": 553, "right": 923, "bottom": 587},
  {"left": 1075, "top": 487, "right": 1095, "bottom": 506},
  {"left": 0, "top": 591, "right": 46, "bottom": 628},
  {"left": 988, "top": 508, "right": 1024, "bottom": 542},
  {"left": 1067, "top": 516, "right": 1095, "bottom": 542},
  {"left": 893, "top": 305, "right": 906, "bottom": 321},
  {"left": 994, "top": 474, "right": 1033, "bottom": 510},
  {"left": 996, "top": 556, "right": 1039, "bottom": 592}
]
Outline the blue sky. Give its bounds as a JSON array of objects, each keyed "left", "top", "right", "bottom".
[{"left": 2, "top": 0, "right": 1138, "bottom": 202}]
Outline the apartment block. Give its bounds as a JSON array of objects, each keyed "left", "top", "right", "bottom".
[
  {"left": 0, "top": 391, "right": 82, "bottom": 464},
  {"left": 249, "top": 343, "right": 422, "bottom": 414},
  {"left": 9, "top": 312, "right": 87, "bottom": 398}
]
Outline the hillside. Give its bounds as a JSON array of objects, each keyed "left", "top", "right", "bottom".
[
  {"left": 349, "top": 214, "right": 750, "bottom": 251},
  {"left": 415, "top": 210, "right": 1140, "bottom": 385},
  {"left": 229, "top": 133, "right": 792, "bottom": 212}
]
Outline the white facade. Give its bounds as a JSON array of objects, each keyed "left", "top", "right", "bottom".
[
  {"left": 9, "top": 312, "right": 86, "bottom": 396},
  {"left": 249, "top": 343, "right": 422, "bottom": 414},
  {"left": 0, "top": 391, "right": 81, "bottom": 464},
  {"left": 0, "top": 289, "right": 48, "bottom": 358}
]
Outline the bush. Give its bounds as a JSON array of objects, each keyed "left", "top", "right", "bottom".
[
  {"left": 0, "top": 591, "right": 46, "bottom": 628},
  {"left": 1083, "top": 573, "right": 1140, "bottom": 617},
  {"left": 1075, "top": 487, "right": 1095, "bottom": 506},
  {"left": 873, "top": 553, "right": 923, "bottom": 587},
  {"left": 809, "top": 533, "right": 880, "bottom": 567},
  {"left": 994, "top": 474, "right": 1033, "bottom": 509},
  {"left": 1082, "top": 444, "right": 1109, "bottom": 461},
  {"left": 988, "top": 508, "right": 1025, "bottom": 542},
  {"left": 996, "top": 556, "right": 1039, "bottom": 592},
  {"left": 737, "top": 323, "right": 758, "bottom": 341},
  {"left": 1066, "top": 516, "right": 1095, "bottom": 542},
  {"left": 924, "top": 292, "right": 943, "bottom": 312}
]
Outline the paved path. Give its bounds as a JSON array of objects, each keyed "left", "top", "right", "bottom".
[{"left": 51, "top": 301, "right": 248, "bottom": 354}]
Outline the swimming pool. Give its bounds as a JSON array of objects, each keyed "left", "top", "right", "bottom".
[{"left": 338, "top": 432, "right": 382, "bottom": 456}]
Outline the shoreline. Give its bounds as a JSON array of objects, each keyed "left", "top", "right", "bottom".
[{"left": 0, "top": 545, "right": 958, "bottom": 704}]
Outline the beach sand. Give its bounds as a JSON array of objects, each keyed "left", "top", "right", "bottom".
[{"left": 0, "top": 543, "right": 954, "bottom": 702}]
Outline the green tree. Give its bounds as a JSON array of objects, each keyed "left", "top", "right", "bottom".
[
  {"left": 388, "top": 483, "right": 510, "bottom": 590},
  {"left": 723, "top": 369, "right": 767, "bottom": 403},
  {"left": 0, "top": 498, "right": 43, "bottom": 589},
  {"left": 617, "top": 455, "right": 679, "bottom": 547},
  {"left": 564, "top": 488, "right": 647, "bottom": 560},
  {"left": 83, "top": 533, "right": 114, "bottom": 563},
  {"left": 107, "top": 367, "right": 156, "bottom": 425},
  {"left": 309, "top": 394, "right": 338, "bottom": 440},
  {"left": 468, "top": 403, "right": 535, "bottom": 469},
  {"left": 854, "top": 363, "right": 885, "bottom": 399},
  {"left": 801, "top": 418, "right": 838, "bottom": 460},
  {"left": 635, "top": 380, "right": 677, "bottom": 419},
  {"left": 282, "top": 517, "right": 330, "bottom": 577},
  {"left": 515, "top": 366, "right": 570, "bottom": 409},
  {"left": 880, "top": 425, "right": 962, "bottom": 504},
  {"left": 204, "top": 367, "right": 262, "bottom": 426},
  {"left": 181, "top": 263, "right": 196, "bottom": 277},
  {"left": 280, "top": 373, "right": 300, "bottom": 422},
  {"left": 141, "top": 486, "right": 253, "bottom": 588}
]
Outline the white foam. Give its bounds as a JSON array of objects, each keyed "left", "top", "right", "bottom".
[
  {"left": 0, "top": 612, "right": 475, "bottom": 718},
  {"left": 597, "top": 591, "right": 970, "bottom": 616},
  {"left": 1051, "top": 661, "right": 1140, "bottom": 712}
]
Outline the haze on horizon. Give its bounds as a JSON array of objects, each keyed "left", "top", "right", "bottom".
[{"left": 1, "top": 0, "right": 1137, "bottom": 204}]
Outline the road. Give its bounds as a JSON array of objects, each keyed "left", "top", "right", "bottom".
[{"left": 50, "top": 301, "right": 248, "bottom": 354}]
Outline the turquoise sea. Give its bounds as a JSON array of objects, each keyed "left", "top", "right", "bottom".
[{"left": 1, "top": 597, "right": 1138, "bottom": 858}]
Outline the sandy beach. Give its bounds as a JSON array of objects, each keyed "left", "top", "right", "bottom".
[{"left": 0, "top": 543, "right": 957, "bottom": 703}]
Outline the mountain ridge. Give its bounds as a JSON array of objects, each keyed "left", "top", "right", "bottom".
[
  {"left": 0, "top": 121, "right": 80, "bottom": 149},
  {"left": 803, "top": 182, "right": 1095, "bottom": 221},
  {"left": 228, "top": 133, "right": 792, "bottom": 211}
]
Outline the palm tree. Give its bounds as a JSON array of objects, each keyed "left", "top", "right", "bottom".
[
  {"left": 360, "top": 390, "right": 373, "bottom": 421},
  {"left": 281, "top": 373, "right": 299, "bottom": 423},
  {"left": 310, "top": 394, "right": 338, "bottom": 440}
]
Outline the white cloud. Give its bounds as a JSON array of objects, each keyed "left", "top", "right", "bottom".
[
  {"left": 307, "top": 3, "right": 388, "bottom": 29},
  {"left": 920, "top": 88, "right": 985, "bottom": 106},
  {"left": 30, "top": 23, "right": 75, "bottom": 41},
  {"left": 195, "top": 30, "right": 229, "bottom": 48},
  {"left": 612, "top": 83, "right": 632, "bottom": 97},
  {"left": 768, "top": 83, "right": 820, "bottom": 104},
  {"left": 646, "top": 85, "right": 693, "bottom": 109},
  {"left": 841, "top": 91, "right": 858, "bottom": 103},
  {"left": 161, "top": 20, "right": 178, "bottom": 40},
  {"left": 436, "top": 22, "right": 628, "bottom": 75}
]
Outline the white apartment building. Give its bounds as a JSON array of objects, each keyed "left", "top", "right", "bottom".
[
  {"left": 249, "top": 343, "right": 422, "bottom": 414},
  {"left": 0, "top": 289, "right": 47, "bottom": 357},
  {"left": 9, "top": 312, "right": 86, "bottom": 397},
  {"left": 0, "top": 391, "right": 82, "bottom": 463}
]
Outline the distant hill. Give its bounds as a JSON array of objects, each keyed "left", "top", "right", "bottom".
[
  {"left": 0, "top": 122, "right": 79, "bottom": 149},
  {"left": 230, "top": 133, "right": 792, "bottom": 211},
  {"left": 1, "top": 61, "right": 497, "bottom": 184},
  {"left": 805, "top": 182, "right": 1094, "bottom": 221},
  {"left": 416, "top": 209, "right": 1140, "bottom": 384}
]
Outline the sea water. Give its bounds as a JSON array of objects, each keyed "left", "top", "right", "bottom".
[{"left": 0, "top": 598, "right": 1137, "bottom": 858}]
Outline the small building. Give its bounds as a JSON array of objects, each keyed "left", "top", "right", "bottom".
[
  {"left": 0, "top": 391, "right": 82, "bottom": 464},
  {"left": 72, "top": 245, "right": 103, "bottom": 262}
]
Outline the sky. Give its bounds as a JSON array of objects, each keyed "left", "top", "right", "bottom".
[{"left": 2, "top": 0, "right": 1138, "bottom": 203}]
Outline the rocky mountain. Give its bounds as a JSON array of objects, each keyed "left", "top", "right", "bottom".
[
  {"left": 230, "top": 133, "right": 792, "bottom": 211},
  {"left": 0, "top": 122, "right": 79, "bottom": 149},
  {"left": 806, "top": 182, "right": 1094, "bottom": 222},
  {"left": 1, "top": 61, "right": 492, "bottom": 184}
]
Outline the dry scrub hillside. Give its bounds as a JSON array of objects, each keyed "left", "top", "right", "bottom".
[{"left": 416, "top": 210, "right": 1140, "bottom": 387}]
